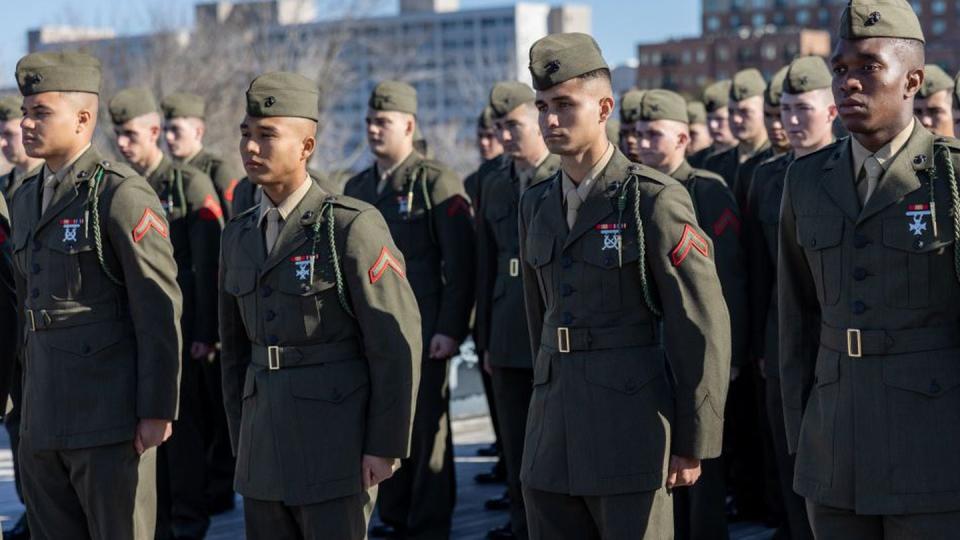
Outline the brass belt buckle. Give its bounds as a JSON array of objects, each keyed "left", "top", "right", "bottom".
[
  {"left": 509, "top": 258, "right": 520, "bottom": 277},
  {"left": 268, "top": 346, "right": 281, "bottom": 370},
  {"left": 557, "top": 327, "right": 570, "bottom": 354},
  {"left": 846, "top": 328, "right": 862, "bottom": 358},
  {"left": 26, "top": 309, "right": 36, "bottom": 332}
]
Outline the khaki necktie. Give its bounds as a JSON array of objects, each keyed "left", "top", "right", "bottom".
[
  {"left": 376, "top": 174, "right": 390, "bottom": 195},
  {"left": 41, "top": 174, "right": 59, "bottom": 214},
  {"left": 565, "top": 187, "right": 583, "bottom": 229},
  {"left": 856, "top": 157, "right": 880, "bottom": 206},
  {"left": 264, "top": 208, "right": 282, "bottom": 255}
]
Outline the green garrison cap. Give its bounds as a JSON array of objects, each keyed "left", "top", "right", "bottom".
[
  {"left": 108, "top": 87, "right": 159, "bottom": 125},
  {"left": 783, "top": 56, "right": 833, "bottom": 94},
  {"left": 687, "top": 101, "right": 707, "bottom": 125},
  {"left": 0, "top": 96, "right": 23, "bottom": 122},
  {"left": 529, "top": 32, "right": 608, "bottom": 91},
  {"left": 765, "top": 66, "right": 789, "bottom": 107},
  {"left": 606, "top": 119, "right": 620, "bottom": 145},
  {"left": 919, "top": 65, "right": 955, "bottom": 98},
  {"left": 703, "top": 80, "right": 732, "bottom": 113},
  {"left": 369, "top": 81, "right": 417, "bottom": 116},
  {"left": 247, "top": 72, "right": 319, "bottom": 122},
  {"left": 730, "top": 69, "right": 767, "bottom": 102},
  {"left": 620, "top": 89, "right": 646, "bottom": 123},
  {"left": 489, "top": 81, "right": 535, "bottom": 117},
  {"left": 161, "top": 92, "right": 205, "bottom": 120},
  {"left": 839, "top": 0, "right": 924, "bottom": 43},
  {"left": 16, "top": 51, "right": 101, "bottom": 96},
  {"left": 478, "top": 106, "right": 495, "bottom": 129},
  {"left": 638, "top": 89, "right": 689, "bottom": 124}
]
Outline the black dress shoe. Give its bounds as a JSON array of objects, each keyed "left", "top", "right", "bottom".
[
  {"left": 484, "top": 492, "right": 511, "bottom": 511},
  {"left": 476, "top": 443, "right": 500, "bottom": 457},
  {"left": 4, "top": 513, "right": 29, "bottom": 540},
  {"left": 487, "top": 522, "right": 516, "bottom": 539},
  {"left": 474, "top": 464, "right": 507, "bottom": 484},
  {"left": 369, "top": 524, "right": 403, "bottom": 538}
]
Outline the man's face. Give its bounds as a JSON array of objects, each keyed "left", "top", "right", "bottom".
[
  {"left": 915, "top": 89, "right": 955, "bottom": 137},
  {"left": 781, "top": 90, "right": 837, "bottom": 152},
  {"left": 240, "top": 115, "right": 314, "bottom": 187},
  {"left": 496, "top": 103, "right": 542, "bottom": 161},
  {"left": 476, "top": 127, "right": 502, "bottom": 161},
  {"left": 764, "top": 103, "right": 789, "bottom": 150},
  {"left": 619, "top": 122, "right": 641, "bottom": 162},
  {"left": 20, "top": 92, "right": 90, "bottom": 159},
  {"left": 365, "top": 109, "right": 413, "bottom": 159},
  {"left": 0, "top": 119, "right": 29, "bottom": 164},
  {"left": 831, "top": 37, "right": 921, "bottom": 135},
  {"left": 636, "top": 119, "right": 687, "bottom": 170},
  {"left": 535, "top": 76, "right": 612, "bottom": 156},
  {"left": 729, "top": 95, "right": 766, "bottom": 142},
  {"left": 707, "top": 108, "right": 735, "bottom": 146},
  {"left": 114, "top": 116, "right": 159, "bottom": 168},
  {"left": 687, "top": 123, "right": 712, "bottom": 155},
  {"left": 164, "top": 117, "right": 204, "bottom": 159}
]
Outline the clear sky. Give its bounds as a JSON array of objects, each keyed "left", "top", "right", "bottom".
[{"left": 1, "top": 0, "right": 701, "bottom": 86}]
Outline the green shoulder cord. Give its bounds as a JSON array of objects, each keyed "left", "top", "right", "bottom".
[
  {"left": 404, "top": 164, "right": 437, "bottom": 244},
  {"left": 309, "top": 201, "right": 354, "bottom": 318},
  {"left": 85, "top": 165, "right": 125, "bottom": 286},
  {"left": 171, "top": 168, "right": 187, "bottom": 217},
  {"left": 616, "top": 171, "right": 662, "bottom": 318},
  {"left": 931, "top": 143, "right": 960, "bottom": 284}
]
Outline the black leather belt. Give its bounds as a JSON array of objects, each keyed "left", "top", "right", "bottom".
[
  {"left": 542, "top": 324, "right": 659, "bottom": 353},
  {"left": 25, "top": 304, "right": 124, "bottom": 331},
  {"left": 251, "top": 339, "right": 361, "bottom": 370},
  {"left": 820, "top": 324, "right": 960, "bottom": 357}
]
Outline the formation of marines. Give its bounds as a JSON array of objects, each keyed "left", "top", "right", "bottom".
[{"left": 0, "top": 0, "right": 958, "bottom": 538}]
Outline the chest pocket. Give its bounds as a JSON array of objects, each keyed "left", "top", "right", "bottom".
[
  {"left": 881, "top": 216, "right": 954, "bottom": 309},
  {"left": 46, "top": 234, "right": 104, "bottom": 302},
  {"left": 11, "top": 222, "right": 31, "bottom": 280},
  {"left": 277, "top": 257, "right": 336, "bottom": 338},
  {"left": 581, "top": 228, "right": 639, "bottom": 312},
  {"left": 757, "top": 180, "right": 784, "bottom": 226},
  {"left": 486, "top": 202, "right": 518, "bottom": 250},
  {"left": 796, "top": 216, "right": 844, "bottom": 306},
  {"left": 524, "top": 234, "right": 555, "bottom": 307},
  {"left": 225, "top": 267, "right": 257, "bottom": 334}
]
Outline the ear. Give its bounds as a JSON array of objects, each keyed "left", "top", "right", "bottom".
[
  {"left": 827, "top": 103, "right": 839, "bottom": 123},
  {"left": 76, "top": 109, "right": 93, "bottom": 134},
  {"left": 150, "top": 123, "right": 161, "bottom": 143},
  {"left": 599, "top": 95, "right": 615, "bottom": 123},
  {"left": 406, "top": 116, "right": 416, "bottom": 137},
  {"left": 905, "top": 67, "right": 924, "bottom": 99},
  {"left": 677, "top": 130, "right": 690, "bottom": 150},
  {"left": 302, "top": 135, "right": 316, "bottom": 162},
  {"left": 195, "top": 121, "right": 206, "bottom": 140}
]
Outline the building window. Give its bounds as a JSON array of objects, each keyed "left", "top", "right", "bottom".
[
  {"left": 730, "top": 14, "right": 741, "bottom": 27},
  {"left": 704, "top": 0, "right": 722, "bottom": 13},
  {"left": 752, "top": 13, "right": 766, "bottom": 26},
  {"left": 752, "top": 0, "right": 767, "bottom": 7},
  {"left": 763, "top": 44, "right": 777, "bottom": 60},
  {"left": 697, "top": 49, "right": 707, "bottom": 63},
  {"left": 818, "top": 8, "right": 831, "bottom": 24},
  {"left": 933, "top": 19, "right": 947, "bottom": 33},
  {"left": 797, "top": 9, "right": 810, "bottom": 24},
  {"left": 718, "top": 46, "right": 730, "bottom": 61},
  {"left": 707, "top": 16, "right": 721, "bottom": 31},
  {"left": 911, "top": 0, "right": 922, "bottom": 14},
  {"left": 651, "top": 51, "right": 662, "bottom": 65},
  {"left": 682, "top": 50, "right": 692, "bottom": 64},
  {"left": 933, "top": 0, "right": 947, "bottom": 13},
  {"left": 639, "top": 53, "right": 649, "bottom": 66},
  {"left": 773, "top": 12, "right": 786, "bottom": 24}
]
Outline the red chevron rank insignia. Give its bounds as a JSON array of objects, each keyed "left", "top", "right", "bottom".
[
  {"left": 132, "top": 208, "right": 169, "bottom": 243},
  {"left": 712, "top": 208, "right": 741, "bottom": 237},
  {"left": 368, "top": 246, "right": 405, "bottom": 284},
  {"left": 199, "top": 194, "right": 224, "bottom": 221},
  {"left": 446, "top": 195, "right": 471, "bottom": 217},
  {"left": 671, "top": 224, "right": 708, "bottom": 267},
  {"left": 224, "top": 179, "right": 239, "bottom": 202}
]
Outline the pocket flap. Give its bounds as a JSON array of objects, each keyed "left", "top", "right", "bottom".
[
  {"left": 225, "top": 268, "right": 257, "bottom": 296},
  {"left": 883, "top": 353, "right": 960, "bottom": 397},
  {"left": 814, "top": 351, "right": 840, "bottom": 387},
  {"left": 581, "top": 233, "right": 638, "bottom": 269},
  {"left": 48, "top": 321, "right": 124, "bottom": 356},
  {"left": 882, "top": 217, "right": 953, "bottom": 253},
  {"left": 242, "top": 369, "right": 256, "bottom": 399},
  {"left": 524, "top": 235, "right": 555, "bottom": 268},
  {"left": 485, "top": 203, "right": 512, "bottom": 222},
  {"left": 584, "top": 350, "right": 664, "bottom": 395},
  {"left": 290, "top": 360, "right": 369, "bottom": 403},
  {"left": 797, "top": 216, "right": 843, "bottom": 250}
]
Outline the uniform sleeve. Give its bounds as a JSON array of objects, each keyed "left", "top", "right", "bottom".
[
  {"left": 473, "top": 181, "right": 498, "bottom": 353},
  {"left": 518, "top": 191, "right": 545, "bottom": 360},
  {"left": 106, "top": 177, "right": 183, "bottom": 420},
  {"left": 218, "top": 237, "right": 251, "bottom": 454},
  {"left": 646, "top": 183, "right": 731, "bottom": 460},
  {"left": 185, "top": 171, "right": 224, "bottom": 344},
  {"left": 777, "top": 170, "right": 821, "bottom": 453},
  {"left": 700, "top": 180, "right": 749, "bottom": 369},
  {"left": 428, "top": 169, "right": 476, "bottom": 342},
  {"left": 745, "top": 170, "right": 775, "bottom": 362},
  {"left": 342, "top": 209, "right": 422, "bottom": 458},
  {"left": 212, "top": 160, "right": 243, "bottom": 220},
  {"left": 0, "top": 196, "right": 16, "bottom": 412}
]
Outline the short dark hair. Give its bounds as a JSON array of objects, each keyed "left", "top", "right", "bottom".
[{"left": 578, "top": 68, "right": 612, "bottom": 83}]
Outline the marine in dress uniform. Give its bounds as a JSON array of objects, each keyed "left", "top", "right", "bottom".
[
  {"left": 689, "top": 80, "right": 735, "bottom": 169},
  {"left": 618, "top": 89, "right": 645, "bottom": 163},
  {"left": 519, "top": 33, "right": 731, "bottom": 540},
  {"left": 780, "top": 2, "right": 960, "bottom": 536},
  {"left": 11, "top": 51, "right": 182, "bottom": 540},
  {"left": 219, "top": 71, "right": 421, "bottom": 540},
  {"left": 914, "top": 65, "right": 955, "bottom": 138},
  {"left": 344, "top": 81, "right": 475, "bottom": 540},
  {"left": 686, "top": 100, "right": 713, "bottom": 159}
]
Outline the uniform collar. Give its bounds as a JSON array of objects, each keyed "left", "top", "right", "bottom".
[
  {"left": 669, "top": 160, "right": 695, "bottom": 182},
  {"left": 561, "top": 142, "right": 614, "bottom": 201},
  {"left": 850, "top": 118, "right": 915, "bottom": 176},
  {"left": 44, "top": 143, "right": 91, "bottom": 185},
  {"left": 258, "top": 174, "right": 312, "bottom": 227}
]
